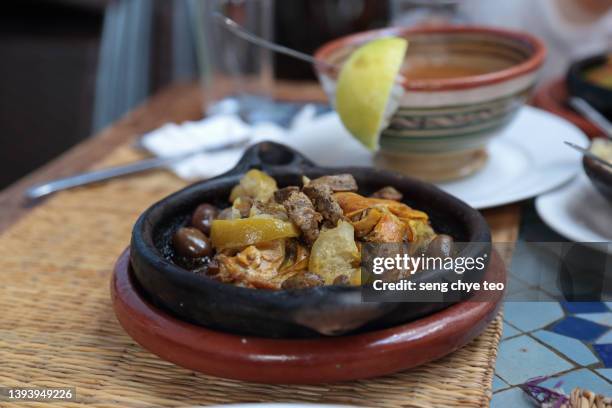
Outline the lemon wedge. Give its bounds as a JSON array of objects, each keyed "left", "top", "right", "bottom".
[{"left": 335, "top": 37, "right": 407, "bottom": 150}]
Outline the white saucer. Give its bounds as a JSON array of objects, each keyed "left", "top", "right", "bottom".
[
  {"left": 535, "top": 173, "right": 612, "bottom": 247},
  {"left": 289, "top": 106, "right": 588, "bottom": 210}
]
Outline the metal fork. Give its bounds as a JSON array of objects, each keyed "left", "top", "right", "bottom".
[{"left": 25, "top": 138, "right": 249, "bottom": 200}]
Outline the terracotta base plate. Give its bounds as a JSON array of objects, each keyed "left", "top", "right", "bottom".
[{"left": 111, "top": 249, "right": 505, "bottom": 384}]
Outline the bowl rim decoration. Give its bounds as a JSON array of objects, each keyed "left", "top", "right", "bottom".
[
  {"left": 129, "top": 142, "right": 492, "bottom": 338},
  {"left": 313, "top": 25, "right": 546, "bottom": 91}
]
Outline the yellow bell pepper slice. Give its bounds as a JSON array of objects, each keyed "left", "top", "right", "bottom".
[{"left": 211, "top": 217, "right": 298, "bottom": 249}]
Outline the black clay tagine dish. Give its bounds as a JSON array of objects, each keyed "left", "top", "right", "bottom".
[{"left": 129, "top": 142, "right": 491, "bottom": 338}]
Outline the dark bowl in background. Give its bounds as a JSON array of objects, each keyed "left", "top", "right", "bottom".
[
  {"left": 129, "top": 142, "right": 491, "bottom": 338},
  {"left": 583, "top": 154, "right": 612, "bottom": 204},
  {"left": 567, "top": 54, "right": 612, "bottom": 120}
]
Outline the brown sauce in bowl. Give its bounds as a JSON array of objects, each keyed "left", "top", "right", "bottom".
[{"left": 402, "top": 64, "right": 493, "bottom": 80}]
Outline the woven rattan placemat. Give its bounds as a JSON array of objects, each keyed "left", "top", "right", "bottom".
[{"left": 0, "top": 145, "right": 503, "bottom": 407}]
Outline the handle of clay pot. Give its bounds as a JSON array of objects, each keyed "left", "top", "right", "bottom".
[{"left": 226, "top": 142, "right": 316, "bottom": 175}]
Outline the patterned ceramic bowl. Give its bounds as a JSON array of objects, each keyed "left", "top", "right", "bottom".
[{"left": 314, "top": 26, "right": 546, "bottom": 181}]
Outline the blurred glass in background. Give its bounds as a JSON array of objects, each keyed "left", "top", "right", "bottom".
[{"left": 189, "top": 0, "right": 275, "bottom": 123}]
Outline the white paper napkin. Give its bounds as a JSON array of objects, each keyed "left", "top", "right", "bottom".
[{"left": 140, "top": 105, "right": 318, "bottom": 180}]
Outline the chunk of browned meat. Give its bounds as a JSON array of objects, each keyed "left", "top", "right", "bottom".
[
  {"left": 370, "top": 186, "right": 403, "bottom": 201},
  {"left": 309, "top": 174, "right": 358, "bottom": 192},
  {"left": 250, "top": 200, "right": 289, "bottom": 221},
  {"left": 274, "top": 186, "right": 300, "bottom": 204},
  {"left": 302, "top": 183, "right": 345, "bottom": 227},
  {"left": 282, "top": 191, "right": 322, "bottom": 244},
  {"left": 281, "top": 272, "right": 324, "bottom": 290}
]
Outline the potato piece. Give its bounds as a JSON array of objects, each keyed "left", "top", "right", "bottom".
[
  {"left": 211, "top": 218, "right": 298, "bottom": 249},
  {"left": 309, "top": 221, "right": 360, "bottom": 285},
  {"left": 229, "top": 169, "right": 278, "bottom": 203}
]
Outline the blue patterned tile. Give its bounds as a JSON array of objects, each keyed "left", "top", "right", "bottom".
[
  {"left": 492, "top": 375, "right": 509, "bottom": 392},
  {"left": 532, "top": 330, "right": 598, "bottom": 366},
  {"left": 593, "top": 344, "right": 612, "bottom": 367},
  {"left": 502, "top": 321, "right": 521, "bottom": 340},
  {"left": 496, "top": 335, "right": 573, "bottom": 385},
  {"left": 510, "top": 289, "right": 557, "bottom": 301},
  {"left": 562, "top": 302, "right": 609, "bottom": 314},
  {"left": 509, "top": 249, "right": 563, "bottom": 298},
  {"left": 596, "top": 368, "right": 612, "bottom": 382},
  {"left": 595, "top": 330, "right": 612, "bottom": 345},
  {"left": 504, "top": 302, "right": 564, "bottom": 332},
  {"left": 505, "top": 275, "right": 557, "bottom": 301},
  {"left": 506, "top": 276, "right": 530, "bottom": 294},
  {"left": 551, "top": 317, "right": 608, "bottom": 342},
  {"left": 541, "top": 369, "right": 612, "bottom": 396},
  {"left": 491, "top": 387, "right": 532, "bottom": 408},
  {"left": 575, "top": 313, "right": 612, "bottom": 327}
]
